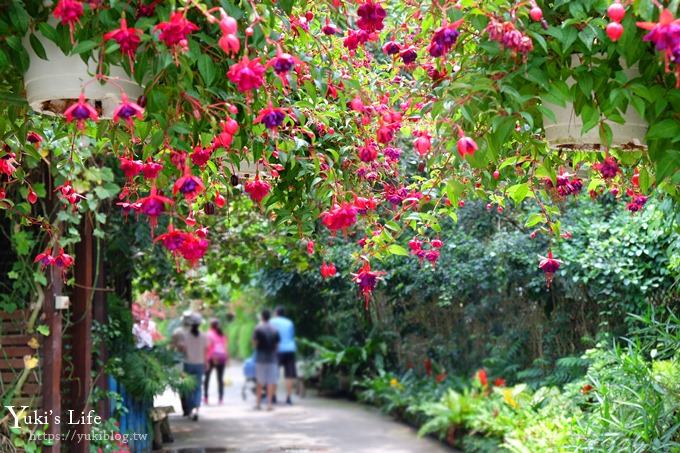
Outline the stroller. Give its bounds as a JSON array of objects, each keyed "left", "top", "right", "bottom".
[{"left": 241, "top": 354, "right": 257, "bottom": 400}]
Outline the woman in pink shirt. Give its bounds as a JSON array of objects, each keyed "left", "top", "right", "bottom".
[{"left": 204, "top": 318, "right": 228, "bottom": 404}]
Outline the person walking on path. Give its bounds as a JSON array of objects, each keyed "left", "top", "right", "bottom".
[
  {"left": 171, "top": 311, "right": 207, "bottom": 421},
  {"left": 204, "top": 318, "right": 228, "bottom": 405},
  {"left": 270, "top": 306, "right": 297, "bottom": 405},
  {"left": 252, "top": 309, "right": 280, "bottom": 411}
]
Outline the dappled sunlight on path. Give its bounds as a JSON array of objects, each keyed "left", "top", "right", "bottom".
[{"left": 155, "top": 362, "right": 454, "bottom": 453}]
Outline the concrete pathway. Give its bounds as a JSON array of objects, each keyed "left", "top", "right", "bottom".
[{"left": 155, "top": 362, "right": 453, "bottom": 453}]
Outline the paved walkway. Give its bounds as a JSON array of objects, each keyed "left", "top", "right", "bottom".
[{"left": 155, "top": 362, "right": 453, "bottom": 453}]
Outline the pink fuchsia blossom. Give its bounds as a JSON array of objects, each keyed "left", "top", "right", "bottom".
[
  {"left": 112, "top": 93, "right": 144, "bottom": 125},
  {"left": 321, "top": 202, "right": 358, "bottom": 232},
  {"left": 190, "top": 145, "right": 212, "bottom": 167},
  {"left": 137, "top": 186, "right": 173, "bottom": 232},
  {"left": 173, "top": 169, "right": 205, "bottom": 202},
  {"left": 104, "top": 18, "right": 142, "bottom": 58},
  {"left": 142, "top": 159, "right": 163, "bottom": 180},
  {"left": 53, "top": 0, "right": 84, "bottom": 41},
  {"left": 320, "top": 262, "right": 337, "bottom": 278},
  {"left": 27, "top": 132, "right": 43, "bottom": 146},
  {"left": 352, "top": 261, "right": 385, "bottom": 309},
  {"left": 413, "top": 131, "right": 432, "bottom": 157},
  {"left": 34, "top": 249, "right": 55, "bottom": 268},
  {"left": 219, "top": 33, "right": 240, "bottom": 56},
  {"left": 0, "top": 152, "right": 17, "bottom": 177},
  {"left": 538, "top": 250, "right": 561, "bottom": 288},
  {"left": 456, "top": 136, "right": 478, "bottom": 157},
  {"left": 227, "top": 57, "right": 266, "bottom": 93},
  {"left": 254, "top": 104, "right": 287, "bottom": 130},
  {"left": 244, "top": 176, "right": 271, "bottom": 204},
  {"left": 64, "top": 93, "right": 99, "bottom": 129},
  {"left": 155, "top": 224, "right": 188, "bottom": 252},
  {"left": 179, "top": 233, "right": 209, "bottom": 266},
  {"left": 119, "top": 156, "right": 143, "bottom": 179},
  {"left": 356, "top": 1, "right": 386, "bottom": 33},
  {"left": 154, "top": 12, "right": 198, "bottom": 49}
]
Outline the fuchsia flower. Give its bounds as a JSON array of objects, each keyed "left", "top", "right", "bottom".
[
  {"left": 0, "top": 152, "right": 17, "bottom": 177},
  {"left": 352, "top": 261, "right": 385, "bottom": 309},
  {"left": 53, "top": 248, "right": 74, "bottom": 270},
  {"left": 119, "top": 156, "right": 143, "bottom": 179},
  {"left": 322, "top": 18, "right": 339, "bottom": 35},
  {"left": 637, "top": 10, "right": 680, "bottom": 59},
  {"left": 428, "top": 21, "right": 462, "bottom": 57},
  {"left": 353, "top": 195, "right": 378, "bottom": 214},
  {"left": 358, "top": 141, "right": 378, "bottom": 162},
  {"left": 456, "top": 135, "right": 478, "bottom": 157},
  {"left": 344, "top": 29, "right": 370, "bottom": 50},
  {"left": 142, "top": 159, "right": 163, "bottom": 179},
  {"left": 179, "top": 233, "right": 209, "bottom": 265},
  {"left": 173, "top": 169, "right": 205, "bottom": 201},
  {"left": 218, "top": 12, "right": 240, "bottom": 55},
  {"left": 27, "top": 132, "right": 43, "bottom": 146},
  {"left": 356, "top": 1, "right": 386, "bottom": 33},
  {"left": 382, "top": 40, "right": 401, "bottom": 55},
  {"left": 413, "top": 131, "right": 432, "bottom": 157},
  {"left": 154, "top": 12, "right": 198, "bottom": 49},
  {"left": 64, "top": 93, "right": 99, "bottom": 129},
  {"left": 538, "top": 250, "right": 561, "bottom": 288},
  {"left": 254, "top": 104, "right": 287, "bottom": 130},
  {"left": 320, "top": 262, "right": 337, "bottom": 278},
  {"left": 321, "top": 202, "right": 358, "bottom": 232},
  {"left": 594, "top": 156, "right": 620, "bottom": 179},
  {"left": 112, "top": 93, "right": 144, "bottom": 125},
  {"left": 53, "top": 0, "right": 84, "bottom": 40},
  {"left": 219, "top": 33, "right": 240, "bottom": 55},
  {"left": 190, "top": 145, "right": 212, "bottom": 167},
  {"left": 306, "top": 240, "right": 315, "bottom": 255},
  {"left": 104, "top": 18, "right": 142, "bottom": 58},
  {"left": 137, "top": 186, "right": 173, "bottom": 232},
  {"left": 244, "top": 176, "right": 271, "bottom": 204},
  {"left": 155, "top": 224, "right": 188, "bottom": 252},
  {"left": 34, "top": 249, "right": 55, "bottom": 268},
  {"left": 228, "top": 57, "right": 266, "bottom": 93},
  {"left": 377, "top": 125, "right": 394, "bottom": 144}
]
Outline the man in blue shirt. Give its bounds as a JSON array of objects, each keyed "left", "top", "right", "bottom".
[{"left": 270, "top": 306, "right": 297, "bottom": 405}]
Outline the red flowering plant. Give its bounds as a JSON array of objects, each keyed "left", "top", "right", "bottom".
[{"left": 0, "top": 0, "right": 679, "bottom": 308}]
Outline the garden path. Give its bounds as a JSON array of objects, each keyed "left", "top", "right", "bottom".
[{"left": 155, "top": 362, "right": 454, "bottom": 453}]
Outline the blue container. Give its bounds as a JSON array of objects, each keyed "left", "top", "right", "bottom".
[{"left": 107, "top": 376, "right": 153, "bottom": 453}]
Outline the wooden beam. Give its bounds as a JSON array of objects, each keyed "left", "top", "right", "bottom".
[{"left": 68, "top": 214, "right": 94, "bottom": 453}]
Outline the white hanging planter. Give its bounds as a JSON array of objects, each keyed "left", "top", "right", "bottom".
[
  {"left": 235, "top": 160, "right": 270, "bottom": 179},
  {"left": 23, "top": 32, "right": 143, "bottom": 119},
  {"left": 541, "top": 55, "right": 647, "bottom": 150}
]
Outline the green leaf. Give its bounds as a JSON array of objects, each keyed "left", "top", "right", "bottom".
[
  {"left": 387, "top": 244, "right": 409, "bottom": 256},
  {"left": 37, "top": 23, "right": 58, "bottom": 43},
  {"left": 70, "top": 40, "right": 98, "bottom": 55},
  {"left": 525, "top": 212, "right": 546, "bottom": 228},
  {"left": 506, "top": 183, "right": 531, "bottom": 206},
  {"left": 197, "top": 54, "right": 217, "bottom": 86},
  {"left": 646, "top": 119, "right": 680, "bottom": 141},
  {"left": 37, "top": 325, "right": 50, "bottom": 336},
  {"left": 29, "top": 34, "right": 48, "bottom": 60},
  {"left": 580, "top": 105, "right": 599, "bottom": 134}
]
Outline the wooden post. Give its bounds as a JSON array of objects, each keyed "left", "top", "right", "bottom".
[
  {"left": 69, "top": 214, "right": 94, "bottom": 453},
  {"left": 93, "top": 240, "right": 108, "bottom": 418},
  {"left": 42, "top": 267, "right": 62, "bottom": 453},
  {"left": 42, "top": 160, "right": 62, "bottom": 453}
]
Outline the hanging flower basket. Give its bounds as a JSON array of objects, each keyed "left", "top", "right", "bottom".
[
  {"left": 541, "top": 55, "right": 647, "bottom": 151},
  {"left": 23, "top": 32, "right": 142, "bottom": 119}
]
